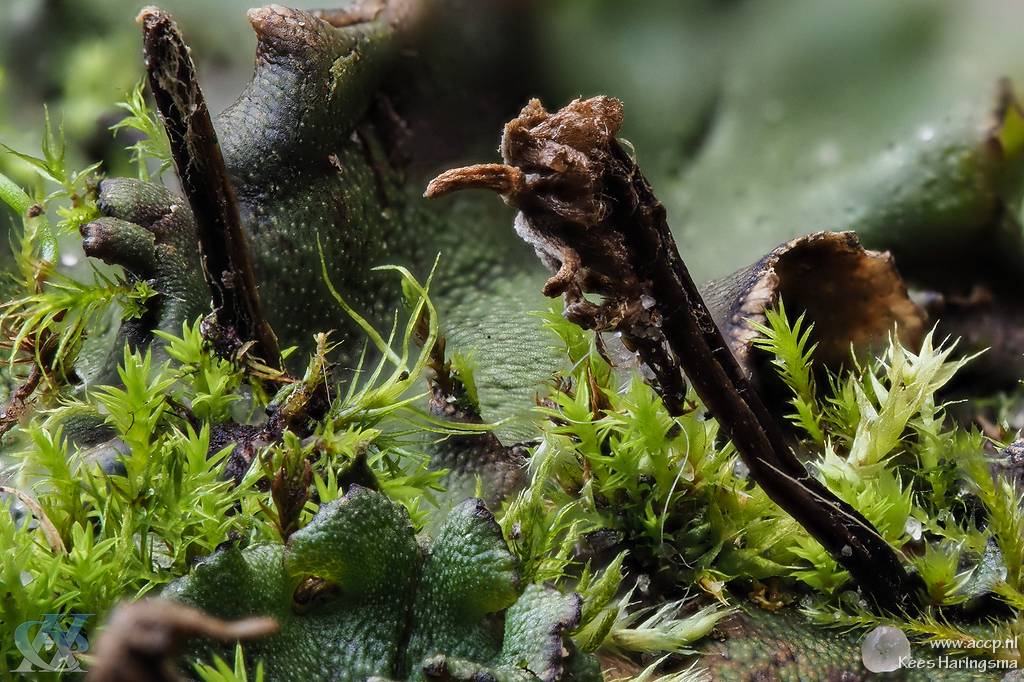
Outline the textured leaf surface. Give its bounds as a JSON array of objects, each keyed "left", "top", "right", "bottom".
[
  {"left": 165, "top": 487, "right": 419, "bottom": 680},
  {"left": 166, "top": 488, "right": 596, "bottom": 681}
]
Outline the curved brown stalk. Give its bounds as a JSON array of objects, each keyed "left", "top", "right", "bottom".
[{"left": 426, "top": 96, "right": 922, "bottom": 613}]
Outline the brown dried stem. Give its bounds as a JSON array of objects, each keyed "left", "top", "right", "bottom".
[
  {"left": 0, "top": 485, "right": 65, "bottom": 553},
  {"left": 86, "top": 599, "right": 277, "bottom": 682},
  {"left": 139, "top": 7, "right": 280, "bottom": 369},
  {"left": 426, "top": 96, "right": 921, "bottom": 613},
  {"left": 0, "top": 328, "right": 66, "bottom": 439},
  {"left": 0, "top": 364, "right": 41, "bottom": 439}
]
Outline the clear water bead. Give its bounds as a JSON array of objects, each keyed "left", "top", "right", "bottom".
[
  {"left": 904, "top": 517, "right": 923, "bottom": 541},
  {"left": 861, "top": 625, "right": 911, "bottom": 673}
]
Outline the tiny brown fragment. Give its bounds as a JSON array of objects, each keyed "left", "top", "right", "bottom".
[
  {"left": 214, "top": 334, "right": 334, "bottom": 485},
  {"left": 417, "top": 319, "right": 527, "bottom": 515},
  {"left": 269, "top": 454, "right": 313, "bottom": 541}
]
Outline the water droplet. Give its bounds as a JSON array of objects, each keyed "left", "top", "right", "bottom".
[
  {"left": 635, "top": 574, "right": 651, "bottom": 594},
  {"left": 733, "top": 459, "right": 750, "bottom": 479},
  {"left": 60, "top": 253, "right": 79, "bottom": 267},
  {"left": 918, "top": 126, "right": 936, "bottom": 142},
  {"left": 861, "top": 626, "right": 911, "bottom": 673},
  {"left": 841, "top": 544, "right": 853, "bottom": 557},
  {"left": 904, "top": 517, "right": 923, "bottom": 541}
]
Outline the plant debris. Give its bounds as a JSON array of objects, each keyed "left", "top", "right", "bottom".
[
  {"left": 139, "top": 7, "right": 280, "bottom": 369},
  {"left": 427, "top": 96, "right": 921, "bottom": 612},
  {"left": 86, "top": 599, "right": 277, "bottom": 682}
]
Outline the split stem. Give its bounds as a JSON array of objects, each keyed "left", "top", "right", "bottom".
[{"left": 139, "top": 7, "right": 280, "bottom": 369}]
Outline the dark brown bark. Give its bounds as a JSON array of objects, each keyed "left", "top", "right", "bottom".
[{"left": 139, "top": 8, "right": 280, "bottom": 369}]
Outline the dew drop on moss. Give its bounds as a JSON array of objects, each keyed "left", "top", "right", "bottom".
[
  {"left": 904, "top": 517, "right": 922, "bottom": 541},
  {"left": 861, "top": 625, "right": 910, "bottom": 673}
]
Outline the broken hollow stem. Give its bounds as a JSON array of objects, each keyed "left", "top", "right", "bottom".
[
  {"left": 138, "top": 7, "right": 281, "bottom": 369},
  {"left": 426, "top": 97, "right": 921, "bottom": 613}
]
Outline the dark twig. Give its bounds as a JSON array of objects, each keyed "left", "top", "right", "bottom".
[
  {"left": 139, "top": 7, "right": 280, "bottom": 369},
  {"left": 0, "top": 328, "right": 64, "bottom": 439},
  {"left": 0, "top": 364, "right": 41, "bottom": 439},
  {"left": 426, "top": 97, "right": 921, "bottom": 613}
]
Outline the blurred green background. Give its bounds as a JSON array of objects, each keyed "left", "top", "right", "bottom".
[
  {"left": 0, "top": 0, "right": 336, "bottom": 176},
  {"left": 3, "top": 0, "right": 1024, "bottom": 282}
]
